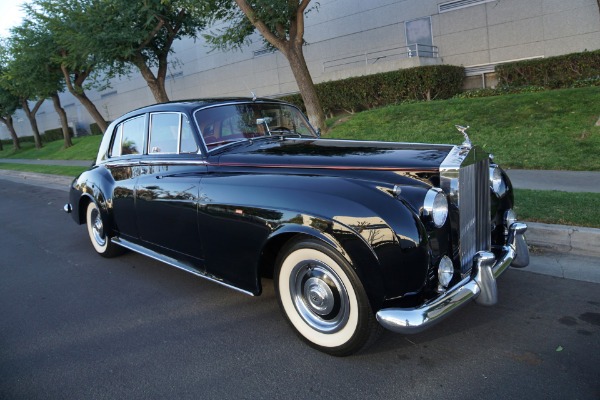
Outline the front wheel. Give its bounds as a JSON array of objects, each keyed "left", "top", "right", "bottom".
[
  {"left": 85, "top": 201, "right": 124, "bottom": 258},
  {"left": 275, "top": 238, "right": 379, "bottom": 356}
]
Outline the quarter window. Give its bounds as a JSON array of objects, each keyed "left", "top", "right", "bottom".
[
  {"left": 121, "top": 116, "right": 145, "bottom": 155},
  {"left": 180, "top": 115, "right": 198, "bottom": 153}
]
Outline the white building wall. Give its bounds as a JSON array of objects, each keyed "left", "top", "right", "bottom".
[{"left": 2, "top": 0, "right": 599, "bottom": 140}]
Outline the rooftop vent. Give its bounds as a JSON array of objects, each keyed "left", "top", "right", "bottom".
[{"left": 439, "top": 0, "right": 494, "bottom": 13}]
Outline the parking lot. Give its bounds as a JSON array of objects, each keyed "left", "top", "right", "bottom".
[{"left": 1, "top": 179, "right": 599, "bottom": 399}]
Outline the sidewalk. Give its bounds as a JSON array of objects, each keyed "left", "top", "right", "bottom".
[
  {"left": 0, "top": 158, "right": 92, "bottom": 167},
  {"left": 506, "top": 169, "right": 600, "bottom": 193}
]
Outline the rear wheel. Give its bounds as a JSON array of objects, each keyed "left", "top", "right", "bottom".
[
  {"left": 275, "top": 238, "right": 379, "bottom": 356},
  {"left": 85, "top": 201, "right": 123, "bottom": 258}
]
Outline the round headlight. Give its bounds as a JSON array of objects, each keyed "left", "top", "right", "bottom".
[
  {"left": 423, "top": 188, "right": 448, "bottom": 228},
  {"left": 438, "top": 256, "right": 454, "bottom": 288},
  {"left": 490, "top": 166, "right": 506, "bottom": 196}
]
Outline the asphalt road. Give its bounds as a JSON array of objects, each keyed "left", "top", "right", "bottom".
[{"left": 1, "top": 180, "right": 599, "bottom": 400}]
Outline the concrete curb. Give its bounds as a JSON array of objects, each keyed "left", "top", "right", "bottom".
[
  {"left": 0, "top": 170, "right": 73, "bottom": 192},
  {"left": 526, "top": 222, "right": 600, "bottom": 258}
]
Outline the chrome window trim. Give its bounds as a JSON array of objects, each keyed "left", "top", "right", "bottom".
[
  {"left": 109, "top": 124, "right": 123, "bottom": 158},
  {"left": 102, "top": 158, "right": 208, "bottom": 169}
]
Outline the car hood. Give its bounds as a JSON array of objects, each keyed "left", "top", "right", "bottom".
[{"left": 214, "top": 138, "right": 454, "bottom": 172}]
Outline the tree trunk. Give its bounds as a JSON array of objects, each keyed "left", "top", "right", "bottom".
[
  {"left": 51, "top": 93, "right": 72, "bottom": 148},
  {"left": 21, "top": 99, "right": 44, "bottom": 149},
  {"left": 133, "top": 53, "right": 170, "bottom": 103},
  {"left": 0, "top": 115, "right": 21, "bottom": 151},
  {"left": 69, "top": 89, "right": 107, "bottom": 134},
  {"left": 60, "top": 64, "right": 108, "bottom": 133},
  {"left": 284, "top": 44, "right": 326, "bottom": 132}
]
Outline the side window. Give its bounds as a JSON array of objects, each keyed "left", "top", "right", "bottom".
[
  {"left": 180, "top": 115, "right": 198, "bottom": 153},
  {"left": 110, "top": 125, "right": 122, "bottom": 157},
  {"left": 149, "top": 113, "right": 179, "bottom": 154},
  {"left": 121, "top": 115, "right": 145, "bottom": 155}
]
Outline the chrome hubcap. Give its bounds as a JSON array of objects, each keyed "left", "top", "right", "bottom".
[
  {"left": 90, "top": 208, "right": 106, "bottom": 247},
  {"left": 290, "top": 260, "right": 349, "bottom": 334}
]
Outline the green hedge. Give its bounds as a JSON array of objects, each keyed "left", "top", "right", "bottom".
[
  {"left": 454, "top": 85, "right": 548, "bottom": 99},
  {"left": 279, "top": 65, "right": 465, "bottom": 115},
  {"left": 496, "top": 50, "right": 600, "bottom": 88},
  {"left": 1, "top": 128, "right": 72, "bottom": 146},
  {"left": 42, "top": 127, "right": 73, "bottom": 142}
]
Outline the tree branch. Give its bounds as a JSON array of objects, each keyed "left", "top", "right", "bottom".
[
  {"left": 275, "top": 22, "right": 286, "bottom": 39},
  {"left": 234, "top": 0, "right": 287, "bottom": 50},
  {"left": 138, "top": 19, "right": 165, "bottom": 50},
  {"left": 32, "top": 99, "right": 44, "bottom": 115},
  {"left": 295, "top": 0, "right": 311, "bottom": 42}
]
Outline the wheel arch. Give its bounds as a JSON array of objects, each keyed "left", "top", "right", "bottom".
[{"left": 258, "top": 222, "right": 387, "bottom": 312}]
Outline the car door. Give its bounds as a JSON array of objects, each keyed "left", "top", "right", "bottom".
[
  {"left": 106, "top": 114, "right": 147, "bottom": 240},
  {"left": 135, "top": 112, "right": 207, "bottom": 265}
]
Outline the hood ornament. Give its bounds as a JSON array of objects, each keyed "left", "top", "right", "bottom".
[{"left": 455, "top": 125, "right": 472, "bottom": 148}]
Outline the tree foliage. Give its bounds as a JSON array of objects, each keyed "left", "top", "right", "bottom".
[
  {"left": 0, "top": 64, "right": 23, "bottom": 151},
  {"left": 26, "top": 0, "right": 116, "bottom": 133},
  {"left": 33, "top": 0, "right": 215, "bottom": 103},
  {"left": 2, "top": 20, "right": 70, "bottom": 148}
]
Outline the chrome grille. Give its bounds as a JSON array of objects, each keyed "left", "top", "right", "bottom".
[
  {"left": 440, "top": 146, "right": 491, "bottom": 276},
  {"left": 458, "top": 158, "right": 490, "bottom": 273}
]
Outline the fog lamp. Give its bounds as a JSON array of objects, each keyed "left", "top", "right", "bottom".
[{"left": 438, "top": 256, "right": 454, "bottom": 288}]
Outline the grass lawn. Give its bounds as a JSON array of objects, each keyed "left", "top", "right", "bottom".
[
  {"left": 514, "top": 189, "right": 600, "bottom": 228},
  {"left": 327, "top": 86, "right": 600, "bottom": 171},
  {"left": 0, "top": 163, "right": 88, "bottom": 177},
  {"left": 0, "top": 135, "right": 102, "bottom": 161}
]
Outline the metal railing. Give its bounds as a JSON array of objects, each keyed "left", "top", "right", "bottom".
[{"left": 322, "top": 44, "right": 439, "bottom": 72}]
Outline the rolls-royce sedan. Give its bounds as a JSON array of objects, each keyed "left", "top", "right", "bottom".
[{"left": 65, "top": 98, "right": 529, "bottom": 356}]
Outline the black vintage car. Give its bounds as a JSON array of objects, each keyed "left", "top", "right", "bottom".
[{"left": 65, "top": 98, "right": 529, "bottom": 356}]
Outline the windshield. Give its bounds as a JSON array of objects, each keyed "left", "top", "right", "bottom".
[{"left": 194, "top": 103, "right": 317, "bottom": 150}]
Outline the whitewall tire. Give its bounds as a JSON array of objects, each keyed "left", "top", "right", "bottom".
[
  {"left": 85, "top": 201, "right": 123, "bottom": 258},
  {"left": 275, "top": 238, "right": 379, "bottom": 356}
]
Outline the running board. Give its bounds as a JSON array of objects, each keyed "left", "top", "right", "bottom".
[{"left": 112, "top": 237, "right": 255, "bottom": 296}]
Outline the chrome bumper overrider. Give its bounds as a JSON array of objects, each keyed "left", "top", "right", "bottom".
[{"left": 376, "top": 222, "right": 528, "bottom": 334}]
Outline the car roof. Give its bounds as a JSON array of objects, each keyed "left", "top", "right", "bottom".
[{"left": 119, "top": 98, "right": 290, "bottom": 119}]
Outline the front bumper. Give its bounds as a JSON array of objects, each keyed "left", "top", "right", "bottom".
[{"left": 376, "top": 222, "right": 528, "bottom": 334}]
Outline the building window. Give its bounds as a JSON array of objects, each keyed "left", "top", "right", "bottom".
[{"left": 405, "top": 17, "right": 435, "bottom": 57}]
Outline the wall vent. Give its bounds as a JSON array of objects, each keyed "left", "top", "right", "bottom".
[
  {"left": 101, "top": 90, "right": 117, "bottom": 99},
  {"left": 438, "top": 0, "right": 494, "bottom": 13},
  {"left": 253, "top": 47, "right": 277, "bottom": 58},
  {"left": 165, "top": 71, "right": 183, "bottom": 81}
]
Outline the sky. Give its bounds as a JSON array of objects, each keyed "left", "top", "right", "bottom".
[{"left": 0, "top": 1, "right": 26, "bottom": 38}]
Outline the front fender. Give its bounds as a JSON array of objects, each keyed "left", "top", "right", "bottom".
[{"left": 203, "top": 173, "right": 433, "bottom": 307}]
